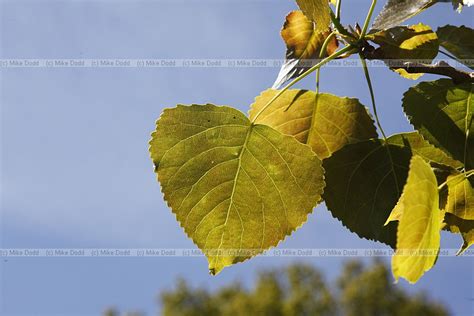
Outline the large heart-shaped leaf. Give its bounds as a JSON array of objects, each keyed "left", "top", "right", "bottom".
[
  {"left": 322, "top": 140, "right": 410, "bottom": 247},
  {"left": 149, "top": 104, "right": 324, "bottom": 274},
  {"left": 369, "top": 23, "right": 439, "bottom": 79},
  {"left": 273, "top": 11, "right": 338, "bottom": 89},
  {"left": 391, "top": 155, "right": 443, "bottom": 284},
  {"left": 437, "top": 25, "right": 474, "bottom": 69},
  {"left": 402, "top": 79, "right": 474, "bottom": 169},
  {"left": 249, "top": 89, "right": 377, "bottom": 159}
]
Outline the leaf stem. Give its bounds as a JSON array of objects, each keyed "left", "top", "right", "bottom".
[
  {"left": 438, "top": 49, "right": 470, "bottom": 72},
  {"left": 330, "top": 10, "right": 352, "bottom": 38},
  {"left": 439, "top": 49, "right": 461, "bottom": 63},
  {"left": 464, "top": 106, "right": 472, "bottom": 169},
  {"left": 360, "top": 0, "right": 377, "bottom": 38},
  {"left": 438, "top": 170, "right": 474, "bottom": 191},
  {"left": 399, "top": 61, "right": 474, "bottom": 84},
  {"left": 359, "top": 53, "right": 400, "bottom": 193},
  {"left": 316, "top": 31, "right": 337, "bottom": 94},
  {"left": 251, "top": 45, "right": 355, "bottom": 122},
  {"left": 359, "top": 54, "right": 387, "bottom": 139},
  {"left": 336, "top": 0, "right": 342, "bottom": 20}
]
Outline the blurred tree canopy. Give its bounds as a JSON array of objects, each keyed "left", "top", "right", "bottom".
[{"left": 104, "top": 260, "right": 449, "bottom": 316}]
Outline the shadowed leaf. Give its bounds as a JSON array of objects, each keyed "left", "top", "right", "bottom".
[
  {"left": 149, "top": 104, "right": 324, "bottom": 275},
  {"left": 444, "top": 213, "right": 474, "bottom": 254},
  {"left": 371, "top": 0, "right": 436, "bottom": 31},
  {"left": 369, "top": 23, "right": 439, "bottom": 79},
  {"left": 402, "top": 79, "right": 474, "bottom": 169},
  {"left": 322, "top": 140, "right": 411, "bottom": 247},
  {"left": 387, "top": 132, "right": 463, "bottom": 169},
  {"left": 437, "top": 25, "right": 474, "bottom": 69},
  {"left": 249, "top": 89, "right": 377, "bottom": 159},
  {"left": 323, "top": 131, "right": 460, "bottom": 246},
  {"left": 446, "top": 173, "right": 474, "bottom": 220},
  {"left": 392, "top": 156, "right": 443, "bottom": 284},
  {"left": 372, "top": 0, "right": 471, "bottom": 31}
]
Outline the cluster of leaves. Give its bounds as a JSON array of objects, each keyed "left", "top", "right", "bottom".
[
  {"left": 149, "top": 0, "right": 473, "bottom": 282},
  {"left": 157, "top": 261, "right": 448, "bottom": 316},
  {"left": 103, "top": 261, "right": 449, "bottom": 315}
]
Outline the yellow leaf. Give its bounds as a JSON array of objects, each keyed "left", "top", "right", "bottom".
[
  {"left": 249, "top": 89, "right": 377, "bottom": 159},
  {"left": 281, "top": 10, "right": 337, "bottom": 60},
  {"left": 150, "top": 104, "right": 324, "bottom": 274},
  {"left": 295, "top": 0, "right": 331, "bottom": 33},
  {"left": 274, "top": 11, "right": 338, "bottom": 88},
  {"left": 392, "top": 155, "right": 443, "bottom": 284},
  {"left": 446, "top": 174, "right": 474, "bottom": 220}
]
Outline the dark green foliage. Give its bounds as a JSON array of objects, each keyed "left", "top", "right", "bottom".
[{"left": 159, "top": 261, "right": 449, "bottom": 316}]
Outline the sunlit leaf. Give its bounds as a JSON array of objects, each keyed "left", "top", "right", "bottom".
[
  {"left": 369, "top": 23, "right": 439, "bottom": 79},
  {"left": 437, "top": 25, "right": 474, "bottom": 69},
  {"left": 149, "top": 104, "right": 324, "bottom": 275},
  {"left": 371, "top": 0, "right": 436, "bottom": 31},
  {"left": 402, "top": 79, "right": 474, "bottom": 169},
  {"left": 295, "top": 0, "right": 331, "bottom": 33},
  {"left": 385, "top": 197, "right": 404, "bottom": 225},
  {"left": 444, "top": 213, "right": 474, "bottom": 254},
  {"left": 249, "top": 89, "right": 377, "bottom": 159},
  {"left": 273, "top": 11, "right": 338, "bottom": 89},
  {"left": 445, "top": 173, "right": 474, "bottom": 220},
  {"left": 385, "top": 132, "right": 461, "bottom": 225},
  {"left": 392, "top": 155, "right": 443, "bottom": 284}
]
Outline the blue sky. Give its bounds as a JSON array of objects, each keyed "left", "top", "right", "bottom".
[{"left": 1, "top": 0, "right": 473, "bottom": 315}]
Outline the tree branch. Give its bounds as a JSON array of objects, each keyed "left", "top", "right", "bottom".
[
  {"left": 398, "top": 61, "right": 474, "bottom": 84},
  {"left": 360, "top": 42, "right": 474, "bottom": 84}
]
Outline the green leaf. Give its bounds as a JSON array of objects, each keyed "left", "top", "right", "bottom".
[
  {"left": 402, "top": 79, "right": 474, "bottom": 169},
  {"left": 273, "top": 11, "right": 338, "bottom": 89},
  {"left": 437, "top": 25, "right": 474, "bottom": 70},
  {"left": 444, "top": 213, "right": 474, "bottom": 254},
  {"left": 323, "top": 140, "right": 411, "bottom": 247},
  {"left": 295, "top": 0, "right": 331, "bottom": 33},
  {"left": 371, "top": 0, "right": 437, "bottom": 31},
  {"left": 149, "top": 104, "right": 324, "bottom": 275},
  {"left": 446, "top": 173, "right": 474, "bottom": 220},
  {"left": 369, "top": 23, "right": 439, "bottom": 80},
  {"left": 392, "top": 155, "right": 443, "bottom": 284},
  {"left": 249, "top": 89, "right": 377, "bottom": 159}
]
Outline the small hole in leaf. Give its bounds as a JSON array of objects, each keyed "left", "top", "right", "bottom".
[{"left": 207, "top": 120, "right": 211, "bottom": 122}]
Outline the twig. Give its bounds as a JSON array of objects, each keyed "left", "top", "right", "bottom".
[{"left": 400, "top": 61, "right": 473, "bottom": 84}]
